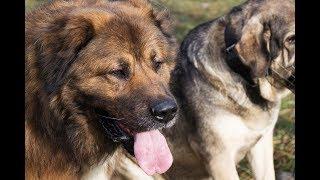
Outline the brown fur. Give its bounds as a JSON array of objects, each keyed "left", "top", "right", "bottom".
[{"left": 25, "top": 0, "right": 177, "bottom": 179}]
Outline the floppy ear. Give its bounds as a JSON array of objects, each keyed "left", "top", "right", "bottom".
[
  {"left": 258, "top": 78, "right": 278, "bottom": 102},
  {"left": 127, "top": 0, "right": 174, "bottom": 33},
  {"left": 124, "top": 0, "right": 175, "bottom": 39},
  {"left": 153, "top": 8, "right": 174, "bottom": 38},
  {"left": 126, "top": 0, "right": 152, "bottom": 9},
  {"left": 36, "top": 12, "right": 109, "bottom": 94},
  {"left": 234, "top": 16, "right": 271, "bottom": 78}
]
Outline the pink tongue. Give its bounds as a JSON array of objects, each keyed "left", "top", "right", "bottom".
[{"left": 133, "top": 130, "right": 173, "bottom": 176}]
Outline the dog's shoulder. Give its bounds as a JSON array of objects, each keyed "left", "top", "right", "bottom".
[{"left": 179, "top": 19, "right": 218, "bottom": 61}]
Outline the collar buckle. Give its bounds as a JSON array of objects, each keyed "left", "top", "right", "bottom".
[{"left": 225, "top": 44, "right": 236, "bottom": 54}]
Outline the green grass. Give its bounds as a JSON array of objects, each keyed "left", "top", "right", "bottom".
[
  {"left": 25, "top": 0, "right": 41, "bottom": 11},
  {"left": 26, "top": 0, "right": 295, "bottom": 179},
  {"left": 159, "top": 0, "right": 245, "bottom": 41}
]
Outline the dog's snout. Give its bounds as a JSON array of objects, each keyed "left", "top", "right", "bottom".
[{"left": 151, "top": 99, "right": 177, "bottom": 123}]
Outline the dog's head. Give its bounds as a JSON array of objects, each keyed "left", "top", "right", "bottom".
[
  {"left": 226, "top": 0, "right": 295, "bottom": 100},
  {"left": 28, "top": 0, "right": 177, "bottom": 174}
]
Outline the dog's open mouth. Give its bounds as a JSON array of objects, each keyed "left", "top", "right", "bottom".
[{"left": 95, "top": 108, "right": 173, "bottom": 175}]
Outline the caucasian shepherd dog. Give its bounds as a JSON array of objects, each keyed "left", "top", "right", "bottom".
[{"left": 25, "top": 0, "right": 178, "bottom": 179}]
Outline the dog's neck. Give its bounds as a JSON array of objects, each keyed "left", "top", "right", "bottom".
[
  {"left": 224, "top": 45, "right": 258, "bottom": 86},
  {"left": 199, "top": 18, "right": 272, "bottom": 109},
  {"left": 223, "top": 23, "right": 272, "bottom": 108},
  {"left": 25, "top": 121, "right": 82, "bottom": 178},
  {"left": 25, "top": 89, "right": 118, "bottom": 178}
]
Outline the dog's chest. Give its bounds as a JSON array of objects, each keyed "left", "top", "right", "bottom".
[
  {"left": 81, "top": 150, "right": 121, "bottom": 180},
  {"left": 82, "top": 162, "right": 109, "bottom": 180},
  {"left": 211, "top": 108, "right": 278, "bottom": 157}
]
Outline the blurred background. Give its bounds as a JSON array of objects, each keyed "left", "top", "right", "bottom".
[{"left": 26, "top": 0, "right": 295, "bottom": 179}]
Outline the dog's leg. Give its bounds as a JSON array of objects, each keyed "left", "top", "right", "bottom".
[
  {"left": 247, "top": 129, "right": 275, "bottom": 180},
  {"left": 208, "top": 154, "right": 240, "bottom": 180},
  {"left": 189, "top": 135, "right": 239, "bottom": 180}
]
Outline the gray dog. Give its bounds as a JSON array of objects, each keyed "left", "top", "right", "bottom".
[
  {"left": 163, "top": 0, "right": 295, "bottom": 179},
  {"left": 113, "top": 0, "right": 295, "bottom": 179}
]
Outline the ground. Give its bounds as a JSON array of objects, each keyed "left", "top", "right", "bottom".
[{"left": 26, "top": 0, "right": 295, "bottom": 179}]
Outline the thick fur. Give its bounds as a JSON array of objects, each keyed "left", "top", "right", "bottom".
[
  {"left": 163, "top": 0, "right": 295, "bottom": 179},
  {"left": 114, "top": 0, "right": 294, "bottom": 179},
  {"left": 25, "top": 0, "right": 177, "bottom": 179}
]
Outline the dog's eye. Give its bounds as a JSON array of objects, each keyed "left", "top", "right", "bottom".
[
  {"left": 110, "top": 68, "right": 129, "bottom": 79},
  {"left": 153, "top": 60, "right": 164, "bottom": 72},
  {"left": 151, "top": 52, "right": 164, "bottom": 72},
  {"left": 286, "top": 35, "right": 295, "bottom": 44}
]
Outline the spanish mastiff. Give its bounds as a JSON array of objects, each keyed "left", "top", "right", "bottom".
[
  {"left": 25, "top": 0, "right": 178, "bottom": 179},
  {"left": 163, "top": 0, "right": 295, "bottom": 179}
]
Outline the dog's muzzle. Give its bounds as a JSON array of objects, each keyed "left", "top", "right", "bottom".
[
  {"left": 268, "top": 64, "right": 295, "bottom": 94},
  {"left": 95, "top": 109, "right": 134, "bottom": 155}
]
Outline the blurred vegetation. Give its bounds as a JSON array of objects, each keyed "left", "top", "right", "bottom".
[
  {"left": 159, "top": 0, "right": 244, "bottom": 41},
  {"left": 26, "top": 0, "right": 295, "bottom": 179},
  {"left": 25, "top": 0, "right": 41, "bottom": 11}
]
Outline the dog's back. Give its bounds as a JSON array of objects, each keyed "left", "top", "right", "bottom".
[{"left": 166, "top": 0, "right": 295, "bottom": 179}]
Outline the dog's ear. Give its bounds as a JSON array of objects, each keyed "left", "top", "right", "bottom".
[
  {"left": 127, "top": 0, "right": 177, "bottom": 55},
  {"left": 153, "top": 8, "right": 174, "bottom": 38},
  {"left": 36, "top": 12, "right": 110, "bottom": 94},
  {"left": 234, "top": 16, "right": 271, "bottom": 78},
  {"left": 126, "top": 0, "right": 152, "bottom": 9},
  {"left": 151, "top": 4, "right": 177, "bottom": 57},
  {"left": 126, "top": 0, "right": 175, "bottom": 39}
]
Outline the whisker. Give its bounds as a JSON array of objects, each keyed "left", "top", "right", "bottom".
[
  {"left": 270, "top": 69, "right": 295, "bottom": 90},
  {"left": 274, "top": 61, "right": 295, "bottom": 77},
  {"left": 271, "top": 69, "right": 294, "bottom": 84},
  {"left": 97, "top": 114, "right": 125, "bottom": 121}
]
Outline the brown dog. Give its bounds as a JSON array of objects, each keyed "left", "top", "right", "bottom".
[{"left": 25, "top": 0, "right": 178, "bottom": 179}]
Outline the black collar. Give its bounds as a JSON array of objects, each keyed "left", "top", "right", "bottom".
[
  {"left": 224, "top": 42, "right": 257, "bottom": 87},
  {"left": 224, "top": 42, "right": 271, "bottom": 108},
  {"left": 224, "top": 24, "right": 258, "bottom": 86}
]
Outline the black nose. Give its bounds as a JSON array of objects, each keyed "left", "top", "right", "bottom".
[{"left": 150, "top": 99, "right": 177, "bottom": 123}]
